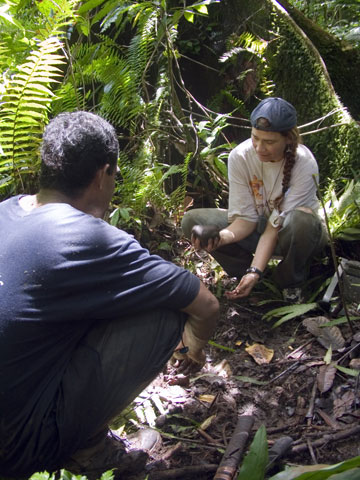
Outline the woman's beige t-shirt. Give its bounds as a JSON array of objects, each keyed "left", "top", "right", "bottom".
[{"left": 228, "top": 138, "right": 320, "bottom": 225}]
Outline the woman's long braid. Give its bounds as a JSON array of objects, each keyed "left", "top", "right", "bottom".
[{"left": 274, "top": 128, "right": 299, "bottom": 211}]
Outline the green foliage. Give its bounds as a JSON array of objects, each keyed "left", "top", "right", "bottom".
[
  {"left": 321, "top": 176, "right": 360, "bottom": 241},
  {"left": 269, "top": 456, "right": 360, "bottom": 479},
  {"left": 0, "top": 37, "right": 66, "bottom": 193},
  {"left": 267, "top": 3, "right": 360, "bottom": 182},
  {"left": 2, "top": 0, "right": 359, "bottom": 223},
  {"left": 237, "top": 425, "right": 268, "bottom": 480},
  {"left": 28, "top": 469, "right": 115, "bottom": 480},
  {"left": 290, "top": 0, "right": 360, "bottom": 43},
  {"left": 236, "top": 425, "right": 360, "bottom": 480},
  {"left": 0, "top": 0, "right": 218, "bottom": 223},
  {"left": 218, "top": 30, "right": 274, "bottom": 111},
  {"left": 263, "top": 303, "right": 318, "bottom": 328},
  {"left": 196, "top": 114, "right": 233, "bottom": 197},
  {"left": 0, "top": 0, "right": 77, "bottom": 196}
]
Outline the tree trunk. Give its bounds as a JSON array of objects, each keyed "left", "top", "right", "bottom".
[
  {"left": 276, "top": 0, "right": 360, "bottom": 120},
  {"left": 262, "top": 0, "right": 360, "bottom": 181}
]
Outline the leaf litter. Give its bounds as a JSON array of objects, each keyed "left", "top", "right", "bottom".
[{"left": 115, "top": 237, "right": 360, "bottom": 479}]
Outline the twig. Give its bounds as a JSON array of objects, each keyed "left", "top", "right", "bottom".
[
  {"left": 222, "top": 422, "right": 232, "bottom": 447},
  {"left": 268, "top": 362, "right": 300, "bottom": 384},
  {"left": 266, "top": 425, "right": 293, "bottom": 435},
  {"left": 214, "top": 415, "right": 255, "bottom": 480},
  {"left": 300, "top": 123, "right": 349, "bottom": 136},
  {"left": 285, "top": 339, "right": 314, "bottom": 359},
  {"left": 291, "top": 425, "right": 360, "bottom": 454},
  {"left": 161, "top": 442, "right": 183, "bottom": 461},
  {"left": 197, "top": 428, "right": 218, "bottom": 444},
  {"left": 306, "top": 439, "right": 318, "bottom": 464},
  {"left": 337, "top": 341, "right": 360, "bottom": 364},
  {"left": 149, "top": 464, "right": 218, "bottom": 479},
  {"left": 305, "top": 378, "right": 318, "bottom": 426},
  {"left": 298, "top": 108, "right": 348, "bottom": 129}
]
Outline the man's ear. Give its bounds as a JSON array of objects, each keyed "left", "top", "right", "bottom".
[{"left": 95, "top": 164, "right": 110, "bottom": 189}]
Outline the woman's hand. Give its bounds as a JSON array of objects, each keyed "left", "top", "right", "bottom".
[{"left": 225, "top": 272, "right": 259, "bottom": 300}]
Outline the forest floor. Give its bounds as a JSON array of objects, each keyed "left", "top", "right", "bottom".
[{"left": 117, "top": 231, "right": 360, "bottom": 480}]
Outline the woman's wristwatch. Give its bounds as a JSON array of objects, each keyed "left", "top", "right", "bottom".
[{"left": 245, "top": 266, "right": 263, "bottom": 279}]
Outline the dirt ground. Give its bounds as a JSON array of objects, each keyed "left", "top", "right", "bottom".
[{"left": 122, "top": 233, "right": 360, "bottom": 480}]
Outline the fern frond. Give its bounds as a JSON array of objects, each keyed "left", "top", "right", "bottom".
[
  {"left": 220, "top": 32, "right": 268, "bottom": 62},
  {"left": 127, "top": 6, "right": 157, "bottom": 82},
  {"left": 64, "top": 36, "right": 146, "bottom": 130},
  {"left": 0, "top": 36, "right": 66, "bottom": 192}
]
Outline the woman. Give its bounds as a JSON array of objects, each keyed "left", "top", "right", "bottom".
[{"left": 182, "top": 97, "right": 328, "bottom": 303}]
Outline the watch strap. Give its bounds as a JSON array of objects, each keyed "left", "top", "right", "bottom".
[{"left": 245, "top": 266, "right": 263, "bottom": 278}]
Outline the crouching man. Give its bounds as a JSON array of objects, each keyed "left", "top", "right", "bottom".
[{"left": 0, "top": 111, "right": 219, "bottom": 478}]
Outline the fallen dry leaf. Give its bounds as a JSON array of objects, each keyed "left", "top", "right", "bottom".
[
  {"left": 199, "top": 414, "right": 216, "bottom": 431},
  {"left": 213, "top": 359, "right": 232, "bottom": 377},
  {"left": 317, "top": 364, "right": 337, "bottom": 393},
  {"left": 333, "top": 390, "right": 356, "bottom": 419},
  {"left": 198, "top": 394, "right": 216, "bottom": 403},
  {"left": 302, "top": 316, "right": 345, "bottom": 350},
  {"left": 245, "top": 343, "right": 274, "bottom": 365},
  {"left": 349, "top": 358, "right": 360, "bottom": 370}
]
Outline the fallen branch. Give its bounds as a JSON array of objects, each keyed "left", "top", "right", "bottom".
[
  {"left": 213, "top": 415, "right": 255, "bottom": 480},
  {"left": 266, "top": 436, "right": 294, "bottom": 471},
  {"left": 149, "top": 464, "right": 218, "bottom": 479},
  {"left": 291, "top": 425, "right": 360, "bottom": 453},
  {"left": 160, "top": 431, "right": 224, "bottom": 449}
]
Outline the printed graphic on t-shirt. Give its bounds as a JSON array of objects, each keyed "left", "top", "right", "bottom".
[{"left": 249, "top": 174, "right": 264, "bottom": 214}]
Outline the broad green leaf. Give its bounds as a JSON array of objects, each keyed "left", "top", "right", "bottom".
[
  {"left": 237, "top": 425, "right": 268, "bottom": 480},
  {"left": 322, "top": 316, "right": 360, "bottom": 327},
  {"left": 269, "top": 455, "right": 360, "bottom": 479},
  {"left": 109, "top": 208, "right": 120, "bottom": 226},
  {"left": 119, "top": 208, "right": 131, "bottom": 222},
  {"left": 324, "top": 345, "right": 332, "bottom": 365},
  {"left": 184, "top": 11, "right": 194, "bottom": 22},
  {"left": 329, "top": 469, "right": 360, "bottom": 479},
  {"left": 214, "top": 157, "right": 228, "bottom": 178},
  {"left": 193, "top": 5, "right": 208, "bottom": 14},
  {"left": 334, "top": 364, "right": 360, "bottom": 377},
  {"left": 262, "top": 303, "right": 317, "bottom": 327},
  {"left": 78, "top": 0, "right": 107, "bottom": 14}
]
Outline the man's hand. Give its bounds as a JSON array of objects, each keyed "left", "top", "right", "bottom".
[
  {"left": 225, "top": 272, "right": 259, "bottom": 300},
  {"left": 176, "top": 281, "right": 219, "bottom": 376},
  {"left": 170, "top": 349, "right": 206, "bottom": 375},
  {"left": 191, "top": 225, "right": 220, "bottom": 252}
]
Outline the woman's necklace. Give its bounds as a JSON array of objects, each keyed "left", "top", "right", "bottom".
[{"left": 261, "top": 158, "right": 285, "bottom": 214}]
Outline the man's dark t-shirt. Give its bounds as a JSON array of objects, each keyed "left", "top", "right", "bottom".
[{"left": 0, "top": 196, "right": 200, "bottom": 475}]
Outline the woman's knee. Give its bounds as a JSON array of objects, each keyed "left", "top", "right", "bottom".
[
  {"left": 181, "top": 208, "right": 228, "bottom": 239},
  {"left": 181, "top": 210, "right": 201, "bottom": 238},
  {"left": 283, "top": 208, "right": 319, "bottom": 232},
  {"left": 295, "top": 206, "right": 314, "bottom": 215}
]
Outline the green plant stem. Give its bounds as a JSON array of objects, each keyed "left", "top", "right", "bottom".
[{"left": 313, "top": 175, "right": 354, "bottom": 334}]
